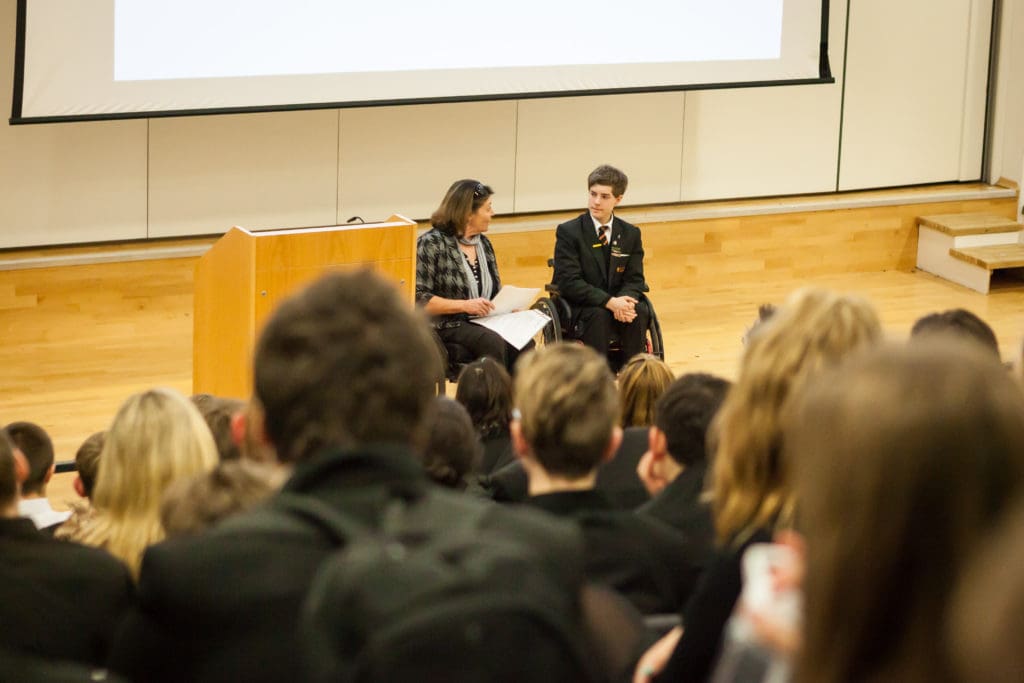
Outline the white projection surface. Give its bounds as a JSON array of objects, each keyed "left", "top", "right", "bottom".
[{"left": 13, "top": 0, "right": 829, "bottom": 122}]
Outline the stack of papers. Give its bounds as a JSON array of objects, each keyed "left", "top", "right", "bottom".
[{"left": 470, "top": 286, "right": 551, "bottom": 350}]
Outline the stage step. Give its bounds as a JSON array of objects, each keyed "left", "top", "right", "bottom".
[
  {"left": 950, "top": 244, "right": 1024, "bottom": 270},
  {"left": 916, "top": 214, "right": 1024, "bottom": 294}
]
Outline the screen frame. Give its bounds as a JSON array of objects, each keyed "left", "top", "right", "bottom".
[{"left": 10, "top": 0, "right": 833, "bottom": 125}]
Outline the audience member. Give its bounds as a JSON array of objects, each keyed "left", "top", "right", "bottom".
[
  {"left": 191, "top": 393, "right": 246, "bottom": 461},
  {"left": 618, "top": 353, "right": 674, "bottom": 428},
  {"left": 591, "top": 353, "right": 675, "bottom": 510},
  {"left": 515, "top": 343, "right": 701, "bottom": 615},
  {"left": 109, "top": 270, "right": 585, "bottom": 683},
  {"left": 790, "top": 341, "right": 1024, "bottom": 683},
  {"left": 5, "top": 421, "right": 69, "bottom": 532},
  {"left": 65, "top": 387, "right": 218, "bottom": 576},
  {"left": 455, "top": 357, "right": 515, "bottom": 474},
  {"left": 0, "top": 429, "right": 133, "bottom": 668},
  {"left": 636, "top": 288, "right": 881, "bottom": 682},
  {"left": 636, "top": 373, "right": 731, "bottom": 562},
  {"left": 909, "top": 307, "right": 1000, "bottom": 360},
  {"left": 73, "top": 430, "right": 104, "bottom": 499},
  {"left": 160, "top": 460, "right": 281, "bottom": 538},
  {"left": 416, "top": 396, "right": 482, "bottom": 489},
  {"left": 55, "top": 430, "right": 105, "bottom": 541}
]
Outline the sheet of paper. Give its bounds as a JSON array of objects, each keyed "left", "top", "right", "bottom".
[
  {"left": 470, "top": 309, "right": 550, "bottom": 350},
  {"left": 487, "top": 286, "right": 541, "bottom": 316}
]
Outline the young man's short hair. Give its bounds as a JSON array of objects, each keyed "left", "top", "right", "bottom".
[
  {"left": 514, "top": 343, "right": 618, "bottom": 479},
  {"left": 654, "top": 374, "right": 731, "bottom": 467},
  {"left": 254, "top": 270, "right": 441, "bottom": 463},
  {"left": 910, "top": 308, "right": 1000, "bottom": 359},
  {"left": 4, "top": 421, "right": 54, "bottom": 496},
  {"left": 74, "top": 431, "right": 105, "bottom": 498},
  {"left": 587, "top": 165, "right": 628, "bottom": 198}
]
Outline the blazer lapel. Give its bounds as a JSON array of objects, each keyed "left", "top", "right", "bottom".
[{"left": 582, "top": 215, "right": 608, "bottom": 283}]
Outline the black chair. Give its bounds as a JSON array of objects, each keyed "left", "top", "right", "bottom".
[
  {"left": 432, "top": 332, "right": 476, "bottom": 394},
  {"left": 531, "top": 259, "right": 664, "bottom": 371}
]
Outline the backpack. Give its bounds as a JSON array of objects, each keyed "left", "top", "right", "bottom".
[{"left": 269, "top": 491, "right": 602, "bottom": 683}]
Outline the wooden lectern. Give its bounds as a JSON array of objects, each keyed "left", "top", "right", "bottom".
[{"left": 193, "top": 216, "right": 417, "bottom": 398}]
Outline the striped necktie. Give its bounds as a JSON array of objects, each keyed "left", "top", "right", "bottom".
[{"left": 598, "top": 225, "right": 610, "bottom": 246}]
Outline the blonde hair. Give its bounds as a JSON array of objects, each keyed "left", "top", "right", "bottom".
[
  {"left": 710, "top": 288, "right": 881, "bottom": 544},
  {"left": 617, "top": 353, "right": 674, "bottom": 428},
  {"left": 514, "top": 343, "right": 618, "bottom": 479},
  {"left": 73, "top": 387, "right": 218, "bottom": 576}
]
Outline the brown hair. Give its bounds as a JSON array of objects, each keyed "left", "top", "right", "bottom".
[
  {"left": 191, "top": 394, "right": 246, "bottom": 461},
  {"left": 74, "top": 431, "right": 105, "bottom": 498},
  {"left": 514, "top": 343, "right": 618, "bottom": 479},
  {"left": 160, "top": 460, "right": 280, "bottom": 538},
  {"left": 254, "top": 270, "right": 441, "bottom": 463},
  {"left": 791, "top": 341, "right": 1024, "bottom": 683},
  {"left": 4, "top": 421, "right": 54, "bottom": 496},
  {"left": 416, "top": 397, "right": 482, "bottom": 489},
  {"left": 429, "top": 179, "right": 494, "bottom": 237},
  {"left": 910, "top": 308, "right": 1000, "bottom": 360},
  {"left": 587, "top": 165, "right": 628, "bottom": 197},
  {"left": 654, "top": 373, "right": 731, "bottom": 467},
  {"left": 950, "top": 499, "right": 1024, "bottom": 683},
  {"left": 617, "top": 353, "right": 674, "bottom": 428},
  {"left": 709, "top": 288, "right": 881, "bottom": 545},
  {"left": 455, "top": 357, "right": 513, "bottom": 438}
]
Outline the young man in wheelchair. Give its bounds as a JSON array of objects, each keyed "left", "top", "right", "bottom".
[{"left": 552, "top": 164, "right": 650, "bottom": 368}]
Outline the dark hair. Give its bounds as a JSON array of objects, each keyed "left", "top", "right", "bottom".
[
  {"left": 74, "top": 431, "right": 105, "bottom": 498},
  {"left": 4, "top": 422, "right": 54, "bottom": 496},
  {"left": 455, "top": 358, "right": 513, "bottom": 437},
  {"left": 587, "top": 165, "right": 628, "bottom": 197},
  {"left": 160, "top": 460, "right": 278, "bottom": 538},
  {"left": 416, "top": 397, "right": 481, "bottom": 489},
  {"left": 654, "top": 373, "right": 731, "bottom": 467},
  {"left": 790, "top": 341, "right": 1024, "bottom": 683},
  {"left": 910, "top": 308, "right": 999, "bottom": 359},
  {"left": 254, "top": 270, "right": 441, "bottom": 463},
  {"left": 191, "top": 394, "right": 246, "bottom": 461},
  {"left": 0, "top": 431, "right": 16, "bottom": 509},
  {"left": 429, "top": 179, "right": 494, "bottom": 237}
]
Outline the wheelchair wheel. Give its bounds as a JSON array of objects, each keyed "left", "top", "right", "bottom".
[
  {"left": 531, "top": 297, "right": 562, "bottom": 344},
  {"left": 645, "top": 298, "right": 665, "bottom": 361}
]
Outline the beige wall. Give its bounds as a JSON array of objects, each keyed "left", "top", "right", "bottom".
[
  {"left": 990, "top": 0, "right": 1024, "bottom": 198},
  {"left": 1, "top": 0, "right": 1017, "bottom": 250}
]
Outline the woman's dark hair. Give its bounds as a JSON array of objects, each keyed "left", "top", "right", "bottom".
[
  {"left": 429, "top": 179, "right": 493, "bottom": 237},
  {"left": 416, "top": 397, "right": 482, "bottom": 489},
  {"left": 455, "top": 358, "right": 513, "bottom": 438}
]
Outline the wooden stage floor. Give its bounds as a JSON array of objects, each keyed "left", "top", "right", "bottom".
[{"left": 3, "top": 255, "right": 1023, "bottom": 476}]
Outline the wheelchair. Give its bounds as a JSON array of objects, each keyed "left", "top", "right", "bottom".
[{"left": 530, "top": 259, "right": 664, "bottom": 372}]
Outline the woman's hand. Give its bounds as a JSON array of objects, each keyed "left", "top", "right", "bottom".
[
  {"left": 633, "top": 625, "right": 682, "bottom": 683},
  {"left": 463, "top": 297, "right": 495, "bottom": 317}
]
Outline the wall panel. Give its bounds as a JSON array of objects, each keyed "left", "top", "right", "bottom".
[
  {"left": 148, "top": 110, "right": 338, "bottom": 237},
  {"left": 337, "top": 101, "right": 517, "bottom": 223}
]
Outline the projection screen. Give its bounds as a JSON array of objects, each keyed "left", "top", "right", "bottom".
[{"left": 11, "top": 0, "right": 832, "bottom": 124}]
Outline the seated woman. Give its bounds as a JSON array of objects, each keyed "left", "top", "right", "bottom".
[{"left": 416, "top": 179, "right": 521, "bottom": 372}]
